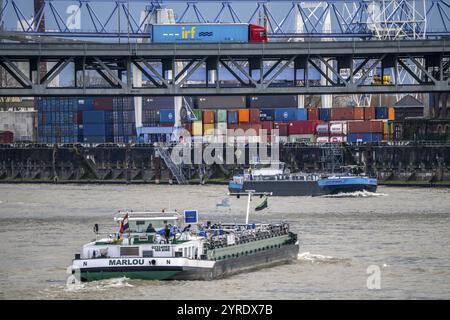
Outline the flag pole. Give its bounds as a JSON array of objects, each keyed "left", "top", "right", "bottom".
[{"left": 245, "top": 190, "right": 254, "bottom": 225}]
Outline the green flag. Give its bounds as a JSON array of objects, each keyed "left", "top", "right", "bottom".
[{"left": 255, "top": 196, "right": 268, "bottom": 211}]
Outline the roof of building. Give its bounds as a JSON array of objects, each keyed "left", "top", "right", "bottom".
[{"left": 394, "top": 95, "right": 424, "bottom": 108}]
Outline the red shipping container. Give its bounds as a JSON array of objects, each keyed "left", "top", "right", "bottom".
[
  {"left": 159, "top": 122, "right": 174, "bottom": 127},
  {"left": 73, "top": 111, "right": 83, "bottom": 124},
  {"left": 331, "top": 107, "right": 355, "bottom": 120},
  {"left": 273, "top": 122, "right": 289, "bottom": 136},
  {"left": 347, "top": 120, "right": 383, "bottom": 133},
  {"left": 364, "top": 107, "right": 376, "bottom": 120},
  {"left": 261, "top": 121, "right": 273, "bottom": 134},
  {"left": 250, "top": 109, "right": 260, "bottom": 123},
  {"left": 93, "top": 98, "right": 113, "bottom": 110},
  {"left": 353, "top": 107, "right": 364, "bottom": 120},
  {"left": 0, "top": 130, "right": 14, "bottom": 143},
  {"left": 307, "top": 108, "right": 319, "bottom": 120},
  {"left": 287, "top": 121, "right": 315, "bottom": 135}
]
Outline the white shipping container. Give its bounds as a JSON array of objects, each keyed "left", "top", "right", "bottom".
[
  {"left": 330, "top": 136, "right": 347, "bottom": 143},
  {"left": 289, "top": 134, "right": 315, "bottom": 143},
  {"left": 329, "top": 121, "right": 348, "bottom": 135},
  {"left": 316, "top": 124, "right": 329, "bottom": 134},
  {"left": 316, "top": 136, "right": 330, "bottom": 143}
]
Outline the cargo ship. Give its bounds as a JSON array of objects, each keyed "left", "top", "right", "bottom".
[
  {"left": 228, "top": 162, "right": 377, "bottom": 196},
  {"left": 69, "top": 194, "right": 299, "bottom": 282}
]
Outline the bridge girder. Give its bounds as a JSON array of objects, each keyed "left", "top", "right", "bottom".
[{"left": 0, "top": 40, "right": 448, "bottom": 96}]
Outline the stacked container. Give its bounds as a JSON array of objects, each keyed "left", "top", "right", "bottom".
[
  {"left": 83, "top": 110, "right": 114, "bottom": 143},
  {"left": 347, "top": 120, "right": 383, "bottom": 142},
  {"left": 37, "top": 97, "right": 89, "bottom": 143},
  {"left": 113, "top": 97, "right": 136, "bottom": 143}
]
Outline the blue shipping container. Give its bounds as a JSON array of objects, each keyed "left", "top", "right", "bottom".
[
  {"left": 152, "top": 24, "right": 248, "bottom": 43},
  {"left": 375, "top": 107, "right": 388, "bottom": 119},
  {"left": 160, "top": 109, "right": 175, "bottom": 123},
  {"left": 83, "top": 111, "right": 113, "bottom": 124},
  {"left": 319, "top": 108, "right": 331, "bottom": 121},
  {"left": 347, "top": 133, "right": 383, "bottom": 142},
  {"left": 77, "top": 98, "right": 94, "bottom": 111},
  {"left": 259, "top": 109, "right": 275, "bottom": 121},
  {"left": 296, "top": 108, "right": 308, "bottom": 120},
  {"left": 227, "top": 111, "right": 238, "bottom": 124},
  {"left": 274, "top": 108, "right": 298, "bottom": 121}
]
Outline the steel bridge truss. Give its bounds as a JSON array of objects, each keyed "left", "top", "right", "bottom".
[
  {"left": 1, "top": 0, "right": 450, "bottom": 39},
  {"left": 0, "top": 41, "right": 448, "bottom": 96}
]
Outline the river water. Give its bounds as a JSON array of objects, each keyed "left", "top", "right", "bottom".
[{"left": 0, "top": 183, "right": 449, "bottom": 299}]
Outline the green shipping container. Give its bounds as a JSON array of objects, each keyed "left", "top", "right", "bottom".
[
  {"left": 217, "top": 110, "right": 227, "bottom": 123},
  {"left": 192, "top": 109, "right": 203, "bottom": 121}
]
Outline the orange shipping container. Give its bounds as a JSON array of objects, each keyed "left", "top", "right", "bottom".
[
  {"left": 203, "top": 110, "right": 215, "bottom": 124},
  {"left": 388, "top": 107, "right": 395, "bottom": 120},
  {"left": 238, "top": 109, "right": 250, "bottom": 123},
  {"left": 364, "top": 107, "right": 376, "bottom": 120},
  {"left": 354, "top": 107, "right": 364, "bottom": 120}
]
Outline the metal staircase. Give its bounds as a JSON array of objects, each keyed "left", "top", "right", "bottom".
[
  {"left": 320, "top": 143, "right": 344, "bottom": 173},
  {"left": 155, "top": 144, "right": 188, "bottom": 185}
]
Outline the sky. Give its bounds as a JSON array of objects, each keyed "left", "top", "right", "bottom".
[{"left": 1, "top": 0, "right": 448, "bottom": 37}]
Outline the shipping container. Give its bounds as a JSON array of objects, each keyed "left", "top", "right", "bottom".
[
  {"left": 0, "top": 130, "right": 14, "bottom": 143},
  {"left": 388, "top": 107, "right": 395, "bottom": 120},
  {"left": 217, "top": 110, "right": 227, "bottom": 123},
  {"left": 160, "top": 109, "right": 175, "bottom": 123},
  {"left": 249, "top": 95, "right": 297, "bottom": 108},
  {"left": 259, "top": 109, "right": 275, "bottom": 121},
  {"left": 330, "top": 107, "right": 354, "bottom": 121},
  {"left": 192, "top": 121, "right": 203, "bottom": 136},
  {"left": 316, "top": 136, "right": 330, "bottom": 143},
  {"left": 353, "top": 107, "right": 364, "bottom": 120},
  {"left": 307, "top": 108, "right": 319, "bottom": 121},
  {"left": 316, "top": 123, "right": 329, "bottom": 135},
  {"left": 93, "top": 97, "right": 113, "bottom": 111},
  {"left": 203, "top": 110, "right": 215, "bottom": 124},
  {"left": 319, "top": 108, "right": 331, "bottom": 121},
  {"left": 296, "top": 108, "right": 308, "bottom": 120},
  {"left": 274, "top": 108, "right": 297, "bottom": 121},
  {"left": 203, "top": 123, "right": 215, "bottom": 135},
  {"left": 216, "top": 122, "right": 227, "bottom": 135},
  {"left": 287, "top": 121, "right": 315, "bottom": 135},
  {"left": 289, "top": 134, "right": 315, "bottom": 143},
  {"left": 375, "top": 106, "right": 388, "bottom": 119},
  {"left": 227, "top": 110, "right": 238, "bottom": 124},
  {"left": 192, "top": 109, "right": 203, "bottom": 121},
  {"left": 329, "top": 121, "right": 348, "bottom": 135},
  {"left": 330, "top": 136, "right": 347, "bottom": 143},
  {"left": 273, "top": 122, "right": 289, "bottom": 136},
  {"left": 238, "top": 109, "right": 250, "bottom": 123},
  {"left": 364, "top": 107, "right": 376, "bottom": 120},
  {"left": 347, "top": 120, "right": 383, "bottom": 133},
  {"left": 197, "top": 96, "right": 245, "bottom": 109},
  {"left": 152, "top": 24, "right": 249, "bottom": 43},
  {"left": 83, "top": 110, "right": 113, "bottom": 124},
  {"left": 261, "top": 121, "right": 273, "bottom": 134},
  {"left": 347, "top": 133, "right": 383, "bottom": 142},
  {"left": 250, "top": 109, "right": 260, "bottom": 123},
  {"left": 142, "top": 96, "right": 176, "bottom": 109}
]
